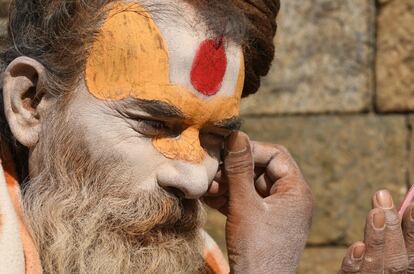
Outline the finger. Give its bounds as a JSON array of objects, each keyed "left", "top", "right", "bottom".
[
  {"left": 251, "top": 142, "right": 308, "bottom": 196},
  {"left": 373, "top": 190, "right": 409, "bottom": 273},
  {"left": 206, "top": 180, "right": 228, "bottom": 197},
  {"left": 340, "top": 242, "right": 365, "bottom": 273},
  {"left": 402, "top": 203, "right": 414, "bottom": 272},
  {"left": 224, "top": 131, "right": 259, "bottom": 206},
  {"left": 214, "top": 168, "right": 225, "bottom": 184},
  {"left": 360, "top": 208, "right": 385, "bottom": 273},
  {"left": 399, "top": 185, "right": 414, "bottom": 218},
  {"left": 203, "top": 196, "right": 227, "bottom": 210},
  {"left": 254, "top": 172, "right": 273, "bottom": 197},
  {"left": 251, "top": 142, "right": 300, "bottom": 181}
]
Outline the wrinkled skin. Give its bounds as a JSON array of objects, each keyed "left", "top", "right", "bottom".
[
  {"left": 205, "top": 132, "right": 314, "bottom": 273},
  {"left": 339, "top": 190, "right": 414, "bottom": 274}
]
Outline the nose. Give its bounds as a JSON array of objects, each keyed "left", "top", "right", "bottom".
[{"left": 156, "top": 162, "right": 209, "bottom": 199}]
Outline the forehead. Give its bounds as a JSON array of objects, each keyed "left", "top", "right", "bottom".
[
  {"left": 84, "top": 1, "right": 244, "bottom": 106},
  {"left": 150, "top": 0, "right": 244, "bottom": 99}
]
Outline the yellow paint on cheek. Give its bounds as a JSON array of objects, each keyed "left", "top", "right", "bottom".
[{"left": 85, "top": 3, "right": 245, "bottom": 163}]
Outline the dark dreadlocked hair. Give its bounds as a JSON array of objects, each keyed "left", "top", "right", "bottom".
[{"left": 0, "top": 0, "right": 280, "bottom": 181}]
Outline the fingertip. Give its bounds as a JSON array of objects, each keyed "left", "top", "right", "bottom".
[
  {"left": 225, "top": 131, "right": 250, "bottom": 154},
  {"left": 351, "top": 242, "right": 366, "bottom": 260},
  {"left": 372, "top": 189, "right": 394, "bottom": 209},
  {"left": 341, "top": 242, "right": 365, "bottom": 273},
  {"left": 202, "top": 196, "right": 227, "bottom": 210}
]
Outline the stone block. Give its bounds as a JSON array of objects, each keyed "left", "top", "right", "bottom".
[
  {"left": 0, "top": 0, "right": 9, "bottom": 18},
  {"left": 242, "top": 114, "right": 408, "bottom": 244},
  {"left": 376, "top": 0, "right": 414, "bottom": 112},
  {"left": 298, "top": 247, "right": 346, "bottom": 274},
  {"left": 241, "top": 0, "right": 375, "bottom": 115}
]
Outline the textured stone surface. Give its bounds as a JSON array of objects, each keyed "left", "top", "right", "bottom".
[
  {"left": 241, "top": 0, "right": 375, "bottom": 115},
  {"left": 242, "top": 115, "right": 408, "bottom": 244},
  {"left": 298, "top": 247, "right": 346, "bottom": 274},
  {"left": 376, "top": 0, "right": 414, "bottom": 112}
]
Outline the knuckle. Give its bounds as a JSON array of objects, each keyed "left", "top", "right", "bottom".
[
  {"left": 386, "top": 266, "right": 408, "bottom": 274},
  {"left": 299, "top": 185, "right": 315, "bottom": 209},
  {"left": 362, "top": 255, "right": 382, "bottom": 269},
  {"left": 291, "top": 178, "right": 314, "bottom": 202},
  {"left": 385, "top": 210, "right": 401, "bottom": 227},
  {"left": 341, "top": 258, "right": 360, "bottom": 273},
  {"left": 273, "top": 144, "right": 290, "bottom": 155},
  {"left": 366, "top": 235, "right": 385, "bottom": 249},
  {"left": 406, "top": 230, "right": 414, "bottom": 244},
  {"left": 386, "top": 257, "right": 409, "bottom": 274},
  {"left": 224, "top": 153, "right": 253, "bottom": 175}
]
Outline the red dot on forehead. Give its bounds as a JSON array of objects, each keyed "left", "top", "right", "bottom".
[{"left": 190, "top": 38, "right": 227, "bottom": 96}]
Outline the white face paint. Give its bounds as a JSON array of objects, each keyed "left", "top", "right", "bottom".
[
  {"left": 63, "top": 0, "right": 245, "bottom": 199},
  {"left": 150, "top": 0, "right": 244, "bottom": 99}
]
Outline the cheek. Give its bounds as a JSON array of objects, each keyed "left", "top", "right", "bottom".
[{"left": 74, "top": 110, "right": 168, "bottom": 190}]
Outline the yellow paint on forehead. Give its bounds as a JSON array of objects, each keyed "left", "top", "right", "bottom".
[{"left": 85, "top": 3, "right": 245, "bottom": 163}]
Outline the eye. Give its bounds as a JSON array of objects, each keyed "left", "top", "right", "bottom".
[
  {"left": 133, "top": 118, "right": 172, "bottom": 137},
  {"left": 143, "top": 119, "right": 168, "bottom": 130}
]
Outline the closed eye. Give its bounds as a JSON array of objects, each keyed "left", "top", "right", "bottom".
[{"left": 132, "top": 118, "right": 175, "bottom": 137}]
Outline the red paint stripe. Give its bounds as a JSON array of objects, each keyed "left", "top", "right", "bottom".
[{"left": 191, "top": 38, "right": 227, "bottom": 96}]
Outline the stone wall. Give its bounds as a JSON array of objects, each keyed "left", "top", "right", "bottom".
[
  {"left": 1, "top": 0, "right": 414, "bottom": 273},
  {"left": 208, "top": 0, "right": 414, "bottom": 273}
]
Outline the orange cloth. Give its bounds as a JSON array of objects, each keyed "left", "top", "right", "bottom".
[{"left": 0, "top": 142, "right": 43, "bottom": 274}]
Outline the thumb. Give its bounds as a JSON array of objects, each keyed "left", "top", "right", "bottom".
[{"left": 224, "top": 131, "right": 258, "bottom": 205}]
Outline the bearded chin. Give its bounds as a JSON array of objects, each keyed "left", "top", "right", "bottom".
[{"left": 21, "top": 106, "right": 209, "bottom": 274}]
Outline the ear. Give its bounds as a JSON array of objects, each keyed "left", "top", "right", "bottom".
[{"left": 2, "top": 57, "right": 53, "bottom": 147}]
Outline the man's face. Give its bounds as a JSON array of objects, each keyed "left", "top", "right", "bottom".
[
  {"left": 62, "top": 1, "right": 245, "bottom": 199},
  {"left": 21, "top": 1, "right": 244, "bottom": 272}
]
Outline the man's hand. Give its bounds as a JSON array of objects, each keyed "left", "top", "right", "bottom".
[
  {"left": 339, "top": 190, "right": 414, "bottom": 273},
  {"left": 204, "top": 131, "right": 314, "bottom": 273}
]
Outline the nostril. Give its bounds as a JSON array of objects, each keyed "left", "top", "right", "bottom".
[{"left": 166, "top": 187, "right": 186, "bottom": 199}]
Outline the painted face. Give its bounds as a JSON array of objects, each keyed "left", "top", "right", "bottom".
[{"left": 71, "top": 1, "right": 244, "bottom": 198}]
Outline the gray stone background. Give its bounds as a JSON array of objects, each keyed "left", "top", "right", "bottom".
[
  {"left": 1, "top": 0, "right": 414, "bottom": 273},
  {"left": 207, "top": 0, "right": 414, "bottom": 273}
]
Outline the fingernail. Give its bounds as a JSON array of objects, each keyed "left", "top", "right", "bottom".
[
  {"left": 352, "top": 244, "right": 365, "bottom": 260},
  {"left": 373, "top": 211, "right": 385, "bottom": 229},
  {"left": 376, "top": 190, "right": 393, "bottom": 209},
  {"left": 226, "top": 132, "right": 248, "bottom": 154}
]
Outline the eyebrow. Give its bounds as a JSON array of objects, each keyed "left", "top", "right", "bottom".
[
  {"left": 212, "top": 117, "right": 242, "bottom": 131},
  {"left": 117, "top": 98, "right": 241, "bottom": 130},
  {"left": 118, "top": 98, "right": 186, "bottom": 119}
]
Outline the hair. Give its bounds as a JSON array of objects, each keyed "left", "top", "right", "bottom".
[{"left": 0, "top": 0, "right": 280, "bottom": 181}]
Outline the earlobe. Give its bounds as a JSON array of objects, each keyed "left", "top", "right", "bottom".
[{"left": 2, "top": 57, "right": 48, "bottom": 147}]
